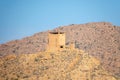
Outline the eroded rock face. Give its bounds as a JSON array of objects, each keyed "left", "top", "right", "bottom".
[
  {"left": 0, "top": 50, "right": 117, "bottom": 80},
  {"left": 0, "top": 22, "right": 120, "bottom": 77}
]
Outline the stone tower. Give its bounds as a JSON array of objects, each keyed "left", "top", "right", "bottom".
[{"left": 47, "top": 31, "right": 65, "bottom": 52}]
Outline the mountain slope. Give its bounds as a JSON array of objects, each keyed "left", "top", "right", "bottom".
[
  {"left": 0, "top": 22, "right": 120, "bottom": 77},
  {"left": 0, "top": 50, "right": 117, "bottom": 80}
]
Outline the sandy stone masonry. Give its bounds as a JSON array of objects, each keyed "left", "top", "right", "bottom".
[{"left": 47, "top": 31, "right": 75, "bottom": 52}]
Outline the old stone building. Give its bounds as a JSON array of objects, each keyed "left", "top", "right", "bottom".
[{"left": 47, "top": 31, "right": 66, "bottom": 52}]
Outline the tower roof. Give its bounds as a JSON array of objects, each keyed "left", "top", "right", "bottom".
[{"left": 49, "top": 32, "right": 64, "bottom": 34}]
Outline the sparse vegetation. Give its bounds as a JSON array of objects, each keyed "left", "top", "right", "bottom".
[
  {"left": 0, "top": 50, "right": 118, "bottom": 80},
  {"left": 34, "top": 57, "right": 40, "bottom": 62},
  {"left": 0, "top": 22, "right": 120, "bottom": 79}
]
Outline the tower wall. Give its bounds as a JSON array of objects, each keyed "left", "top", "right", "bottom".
[{"left": 47, "top": 32, "right": 65, "bottom": 52}]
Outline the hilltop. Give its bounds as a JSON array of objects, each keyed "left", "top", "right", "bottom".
[
  {"left": 0, "top": 50, "right": 117, "bottom": 80},
  {"left": 0, "top": 22, "right": 120, "bottom": 78}
]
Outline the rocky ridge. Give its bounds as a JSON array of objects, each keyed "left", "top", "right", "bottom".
[
  {"left": 0, "top": 22, "right": 120, "bottom": 77},
  {"left": 0, "top": 50, "right": 118, "bottom": 80}
]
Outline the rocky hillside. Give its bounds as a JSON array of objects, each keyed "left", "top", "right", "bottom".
[
  {"left": 0, "top": 22, "right": 120, "bottom": 77},
  {"left": 0, "top": 50, "right": 118, "bottom": 80}
]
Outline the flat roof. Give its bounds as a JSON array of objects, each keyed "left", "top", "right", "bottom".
[{"left": 49, "top": 32, "right": 64, "bottom": 34}]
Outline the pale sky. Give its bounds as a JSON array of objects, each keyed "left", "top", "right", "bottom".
[{"left": 0, "top": 0, "right": 120, "bottom": 44}]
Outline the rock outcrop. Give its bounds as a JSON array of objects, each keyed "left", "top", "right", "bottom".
[
  {"left": 0, "top": 22, "right": 120, "bottom": 78},
  {"left": 0, "top": 50, "right": 117, "bottom": 80}
]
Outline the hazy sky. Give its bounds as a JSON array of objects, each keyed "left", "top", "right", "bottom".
[{"left": 0, "top": 0, "right": 120, "bottom": 44}]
